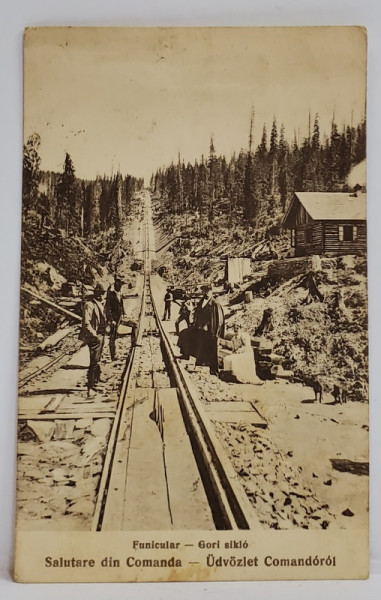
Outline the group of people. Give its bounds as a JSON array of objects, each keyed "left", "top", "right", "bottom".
[
  {"left": 80, "top": 275, "right": 261, "bottom": 398},
  {"left": 79, "top": 275, "right": 136, "bottom": 398},
  {"left": 164, "top": 284, "right": 262, "bottom": 384}
]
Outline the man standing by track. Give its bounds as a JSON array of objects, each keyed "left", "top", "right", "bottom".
[
  {"left": 105, "top": 275, "right": 124, "bottom": 361},
  {"left": 79, "top": 282, "right": 106, "bottom": 398},
  {"left": 193, "top": 283, "right": 225, "bottom": 377},
  {"left": 162, "top": 286, "right": 173, "bottom": 321}
]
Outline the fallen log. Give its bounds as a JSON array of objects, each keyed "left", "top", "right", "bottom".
[
  {"left": 38, "top": 327, "right": 73, "bottom": 351},
  {"left": 21, "top": 286, "right": 82, "bottom": 322}
]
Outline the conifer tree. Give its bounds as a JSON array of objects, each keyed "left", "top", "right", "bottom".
[
  {"left": 208, "top": 136, "right": 217, "bottom": 224},
  {"left": 243, "top": 112, "right": 257, "bottom": 222},
  {"left": 269, "top": 117, "right": 279, "bottom": 196},
  {"left": 354, "top": 119, "right": 366, "bottom": 164},
  {"left": 23, "top": 133, "right": 41, "bottom": 216},
  {"left": 56, "top": 153, "right": 79, "bottom": 235},
  {"left": 278, "top": 124, "right": 289, "bottom": 209}
]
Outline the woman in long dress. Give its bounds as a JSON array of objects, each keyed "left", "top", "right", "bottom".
[{"left": 223, "top": 323, "right": 263, "bottom": 385}]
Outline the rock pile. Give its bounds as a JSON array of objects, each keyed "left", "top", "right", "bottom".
[{"left": 17, "top": 418, "right": 111, "bottom": 529}]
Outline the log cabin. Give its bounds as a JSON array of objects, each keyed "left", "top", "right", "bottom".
[{"left": 282, "top": 191, "right": 367, "bottom": 256}]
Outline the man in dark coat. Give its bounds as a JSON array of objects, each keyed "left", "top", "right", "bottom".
[
  {"left": 79, "top": 282, "right": 106, "bottom": 398},
  {"left": 175, "top": 296, "right": 193, "bottom": 335},
  {"left": 193, "top": 284, "right": 225, "bottom": 376},
  {"left": 105, "top": 275, "right": 124, "bottom": 361},
  {"left": 163, "top": 287, "right": 173, "bottom": 321}
]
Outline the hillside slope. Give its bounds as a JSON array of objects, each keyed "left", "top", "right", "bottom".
[{"left": 153, "top": 203, "right": 368, "bottom": 402}]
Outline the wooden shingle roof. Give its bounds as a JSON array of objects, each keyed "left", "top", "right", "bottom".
[{"left": 283, "top": 192, "right": 367, "bottom": 227}]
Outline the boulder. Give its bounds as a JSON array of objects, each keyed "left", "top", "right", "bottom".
[
  {"left": 90, "top": 418, "right": 111, "bottom": 438},
  {"left": 51, "top": 468, "right": 67, "bottom": 482},
  {"left": 66, "top": 499, "right": 94, "bottom": 516},
  {"left": 75, "top": 418, "right": 93, "bottom": 430},
  {"left": 54, "top": 420, "right": 75, "bottom": 440},
  {"left": 26, "top": 421, "right": 55, "bottom": 443},
  {"left": 81, "top": 436, "right": 104, "bottom": 462}
]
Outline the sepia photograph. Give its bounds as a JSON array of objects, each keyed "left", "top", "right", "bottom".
[{"left": 14, "top": 26, "right": 369, "bottom": 582}]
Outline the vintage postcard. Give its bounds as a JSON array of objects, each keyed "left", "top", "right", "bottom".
[{"left": 15, "top": 26, "right": 368, "bottom": 582}]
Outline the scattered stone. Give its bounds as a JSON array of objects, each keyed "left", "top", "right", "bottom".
[
  {"left": 61, "top": 479, "right": 76, "bottom": 487},
  {"left": 54, "top": 420, "right": 75, "bottom": 440},
  {"left": 294, "top": 414, "right": 300, "bottom": 420},
  {"left": 63, "top": 482, "right": 94, "bottom": 500},
  {"left": 26, "top": 421, "right": 55, "bottom": 443},
  {"left": 18, "top": 424, "right": 39, "bottom": 443},
  {"left": 284, "top": 497, "right": 292, "bottom": 506},
  {"left": 52, "top": 468, "right": 67, "bottom": 482},
  {"left": 81, "top": 437, "right": 105, "bottom": 462},
  {"left": 20, "top": 500, "right": 47, "bottom": 517},
  {"left": 324, "top": 479, "right": 332, "bottom": 486},
  {"left": 41, "top": 441, "right": 79, "bottom": 459},
  {"left": 321, "top": 521, "right": 330, "bottom": 529},
  {"left": 66, "top": 499, "right": 95, "bottom": 516},
  {"left": 312, "top": 473, "right": 318, "bottom": 478},
  {"left": 48, "top": 497, "right": 71, "bottom": 514},
  {"left": 17, "top": 442, "right": 42, "bottom": 456},
  {"left": 25, "top": 468, "right": 44, "bottom": 481},
  {"left": 90, "top": 458, "right": 103, "bottom": 476},
  {"left": 342, "top": 508, "right": 354, "bottom": 517},
  {"left": 90, "top": 418, "right": 111, "bottom": 437}
]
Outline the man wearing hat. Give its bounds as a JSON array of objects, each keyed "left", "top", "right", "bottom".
[
  {"left": 162, "top": 287, "right": 174, "bottom": 321},
  {"left": 79, "top": 282, "right": 106, "bottom": 398},
  {"left": 193, "top": 283, "right": 225, "bottom": 376},
  {"left": 175, "top": 295, "right": 193, "bottom": 335},
  {"left": 105, "top": 275, "right": 124, "bottom": 361}
]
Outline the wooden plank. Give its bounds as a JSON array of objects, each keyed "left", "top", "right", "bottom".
[
  {"left": 101, "top": 387, "right": 172, "bottom": 530},
  {"left": 205, "top": 401, "right": 267, "bottom": 425},
  {"left": 18, "top": 412, "right": 115, "bottom": 420},
  {"left": 157, "top": 388, "right": 214, "bottom": 530},
  {"left": 206, "top": 411, "right": 267, "bottom": 425},
  {"left": 204, "top": 401, "right": 258, "bottom": 413},
  {"left": 42, "top": 394, "right": 65, "bottom": 413},
  {"left": 120, "top": 389, "right": 172, "bottom": 530},
  {"left": 117, "top": 324, "right": 132, "bottom": 335},
  {"left": 60, "top": 404, "right": 115, "bottom": 413},
  {"left": 93, "top": 328, "right": 144, "bottom": 531},
  {"left": 38, "top": 327, "right": 72, "bottom": 351},
  {"left": 21, "top": 286, "right": 82, "bottom": 322},
  {"left": 18, "top": 394, "right": 63, "bottom": 413}
]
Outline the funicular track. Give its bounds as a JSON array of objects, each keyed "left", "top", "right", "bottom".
[
  {"left": 18, "top": 338, "right": 81, "bottom": 389},
  {"left": 93, "top": 194, "right": 259, "bottom": 532}
]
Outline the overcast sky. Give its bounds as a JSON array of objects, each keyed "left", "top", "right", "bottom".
[{"left": 24, "top": 26, "right": 367, "bottom": 183}]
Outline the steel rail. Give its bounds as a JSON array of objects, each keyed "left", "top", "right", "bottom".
[
  {"left": 149, "top": 278, "right": 260, "bottom": 530},
  {"left": 91, "top": 206, "right": 149, "bottom": 531},
  {"left": 94, "top": 193, "right": 259, "bottom": 531},
  {"left": 18, "top": 339, "right": 81, "bottom": 388},
  {"left": 145, "top": 191, "right": 259, "bottom": 530}
]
